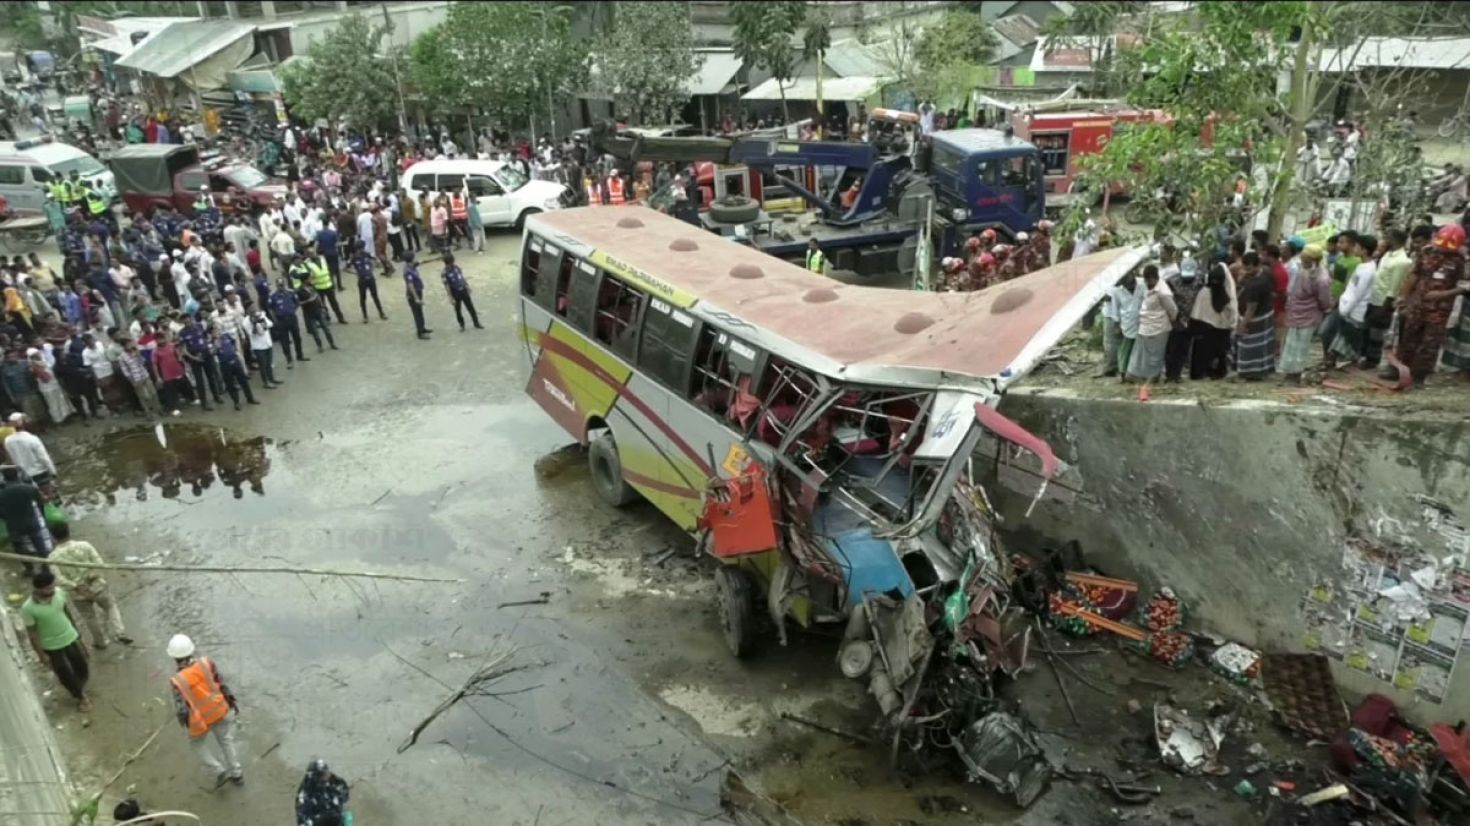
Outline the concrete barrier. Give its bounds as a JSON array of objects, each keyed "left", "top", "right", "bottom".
[
  {"left": 0, "top": 606, "right": 75, "bottom": 825},
  {"left": 979, "top": 387, "right": 1470, "bottom": 724}
]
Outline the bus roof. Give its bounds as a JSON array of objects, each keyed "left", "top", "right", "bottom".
[
  {"left": 530, "top": 207, "right": 1143, "bottom": 388},
  {"left": 930, "top": 128, "right": 1037, "bottom": 155}
]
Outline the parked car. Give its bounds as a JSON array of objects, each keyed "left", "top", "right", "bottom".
[
  {"left": 401, "top": 158, "right": 571, "bottom": 229},
  {"left": 109, "top": 143, "right": 287, "bottom": 216},
  {"left": 0, "top": 135, "right": 115, "bottom": 213}
]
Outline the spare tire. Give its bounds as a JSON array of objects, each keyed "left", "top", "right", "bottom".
[{"left": 708, "top": 195, "right": 760, "bottom": 224}]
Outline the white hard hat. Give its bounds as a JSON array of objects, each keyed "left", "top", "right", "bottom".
[
  {"left": 166, "top": 633, "right": 195, "bottom": 659},
  {"left": 1016, "top": 232, "right": 1029, "bottom": 241}
]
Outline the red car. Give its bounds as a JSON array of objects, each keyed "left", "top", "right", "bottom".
[{"left": 108, "top": 144, "right": 289, "bottom": 216}]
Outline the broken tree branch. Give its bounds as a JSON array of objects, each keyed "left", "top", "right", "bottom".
[
  {"left": 0, "top": 551, "right": 461, "bottom": 583},
  {"left": 396, "top": 648, "right": 527, "bottom": 753},
  {"left": 71, "top": 720, "right": 167, "bottom": 826}
]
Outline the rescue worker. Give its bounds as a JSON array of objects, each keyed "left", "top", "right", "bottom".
[
  {"left": 1030, "top": 220, "right": 1054, "bottom": 269},
  {"left": 294, "top": 261, "right": 339, "bottom": 352},
  {"left": 607, "top": 170, "right": 627, "bottom": 205},
  {"left": 81, "top": 181, "right": 110, "bottom": 226},
  {"left": 448, "top": 190, "right": 469, "bottom": 248},
  {"left": 938, "top": 257, "right": 968, "bottom": 292},
  {"left": 440, "top": 253, "right": 482, "bottom": 331},
  {"left": 167, "top": 633, "right": 244, "bottom": 786},
  {"left": 403, "top": 250, "right": 431, "bottom": 340},
  {"left": 968, "top": 251, "right": 997, "bottom": 290},
  {"left": 804, "top": 238, "right": 828, "bottom": 276},
  {"left": 1012, "top": 231, "right": 1034, "bottom": 274},
  {"left": 63, "top": 170, "right": 83, "bottom": 208},
  {"left": 993, "top": 244, "right": 1020, "bottom": 282},
  {"left": 306, "top": 245, "right": 347, "bottom": 325}
]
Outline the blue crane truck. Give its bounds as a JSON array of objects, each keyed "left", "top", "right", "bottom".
[{"left": 590, "top": 119, "right": 1044, "bottom": 278}]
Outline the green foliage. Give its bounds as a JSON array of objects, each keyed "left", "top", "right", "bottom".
[
  {"left": 731, "top": 0, "right": 806, "bottom": 118},
  {"left": 1061, "top": 2, "right": 1310, "bottom": 246},
  {"left": 595, "top": 1, "right": 702, "bottom": 124},
  {"left": 408, "top": 2, "right": 585, "bottom": 127},
  {"left": 281, "top": 14, "right": 402, "bottom": 131},
  {"left": 912, "top": 10, "right": 998, "bottom": 105}
]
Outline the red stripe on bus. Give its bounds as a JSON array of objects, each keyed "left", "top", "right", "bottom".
[{"left": 536, "top": 332, "right": 714, "bottom": 476}]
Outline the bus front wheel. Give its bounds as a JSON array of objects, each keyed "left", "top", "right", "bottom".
[
  {"left": 589, "top": 431, "right": 639, "bottom": 507},
  {"left": 716, "top": 566, "right": 756, "bottom": 659}
]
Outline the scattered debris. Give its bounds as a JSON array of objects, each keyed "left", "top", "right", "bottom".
[
  {"left": 1298, "top": 783, "right": 1350, "bottom": 806},
  {"left": 1208, "top": 642, "right": 1261, "bottom": 684},
  {"left": 1154, "top": 703, "right": 1229, "bottom": 776},
  {"left": 395, "top": 647, "right": 530, "bottom": 753},
  {"left": 778, "top": 712, "right": 872, "bottom": 745},
  {"left": 1233, "top": 779, "right": 1256, "bottom": 798},
  {"left": 1262, "top": 653, "right": 1347, "bottom": 740},
  {"left": 497, "top": 592, "right": 553, "bottom": 609}
]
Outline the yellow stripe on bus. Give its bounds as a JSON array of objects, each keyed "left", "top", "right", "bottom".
[{"left": 587, "top": 249, "right": 698, "bottom": 309}]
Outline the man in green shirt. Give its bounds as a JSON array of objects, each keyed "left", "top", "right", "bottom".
[{"left": 20, "top": 570, "right": 92, "bottom": 711}]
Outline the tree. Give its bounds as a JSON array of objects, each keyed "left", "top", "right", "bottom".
[
  {"left": 1059, "top": 3, "right": 1307, "bottom": 248},
  {"left": 594, "top": 1, "right": 703, "bottom": 124},
  {"left": 913, "top": 9, "right": 999, "bottom": 106},
  {"left": 409, "top": 3, "right": 585, "bottom": 133},
  {"left": 731, "top": 0, "right": 806, "bottom": 122},
  {"left": 281, "top": 14, "right": 402, "bottom": 131},
  {"left": 803, "top": 4, "right": 833, "bottom": 133}
]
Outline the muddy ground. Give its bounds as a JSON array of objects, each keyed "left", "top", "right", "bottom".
[{"left": 2, "top": 229, "right": 1337, "bottom": 825}]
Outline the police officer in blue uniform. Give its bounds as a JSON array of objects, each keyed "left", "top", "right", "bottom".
[
  {"left": 178, "top": 316, "right": 224, "bottom": 411},
  {"left": 403, "top": 251, "right": 431, "bottom": 340},
  {"left": 213, "top": 330, "right": 259, "bottom": 410},
  {"left": 293, "top": 265, "right": 338, "bottom": 353},
  {"left": 440, "top": 253, "right": 482, "bottom": 332},
  {"left": 268, "top": 277, "right": 308, "bottom": 366},
  {"left": 351, "top": 239, "right": 387, "bottom": 323}
]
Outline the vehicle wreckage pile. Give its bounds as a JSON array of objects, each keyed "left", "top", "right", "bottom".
[{"left": 696, "top": 400, "right": 1470, "bottom": 822}]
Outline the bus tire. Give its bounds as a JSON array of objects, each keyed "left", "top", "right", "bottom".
[
  {"left": 589, "top": 431, "right": 639, "bottom": 507},
  {"left": 715, "top": 566, "right": 756, "bottom": 659},
  {"left": 515, "top": 207, "right": 540, "bottom": 230},
  {"left": 708, "top": 196, "right": 759, "bottom": 224}
]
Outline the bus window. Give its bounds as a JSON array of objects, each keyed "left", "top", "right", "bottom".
[
  {"left": 533, "top": 245, "right": 564, "bottom": 310},
  {"left": 691, "top": 326, "right": 762, "bottom": 431},
  {"left": 638, "top": 298, "right": 698, "bottom": 392},
  {"left": 521, "top": 239, "right": 543, "bottom": 298},
  {"left": 550, "top": 254, "right": 575, "bottom": 317},
  {"left": 567, "top": 259, "right": 599, "bottom": 333},
  {"left": 593, "top": 275, "right": 644, "bottom": 358}
]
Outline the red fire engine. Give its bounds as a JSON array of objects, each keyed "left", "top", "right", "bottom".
[{"left": 1007, "top": 104, "right": 1167, "bottom": 207}]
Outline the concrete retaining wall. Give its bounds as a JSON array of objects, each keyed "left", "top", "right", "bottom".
[
  {"left": 1, "top": 608, "right": 74, "bottom": 825},
  {"left": 977, "top": 388, "right": 1470, "bottom": 724}
]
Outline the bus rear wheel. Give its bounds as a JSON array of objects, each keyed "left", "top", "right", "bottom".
[
  {"left": 715, "top": 566, "right": 756, "bottom": 659},
  {"left": 588, "top": 431, "right": 639, "bottom": 507}
]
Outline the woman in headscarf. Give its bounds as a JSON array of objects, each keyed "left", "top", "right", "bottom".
[
  {"left": 296, "top": 759, "right": 350, "bottom": 826},
  {"left": 1189, "top": 261, "right": 1238, "bottom": 379},
  {"left": 1279, "top": 244, "right": 1333, "bottom": 384},
  {"left": 4, "top": 286, "right": 33, "bottom": 338}
]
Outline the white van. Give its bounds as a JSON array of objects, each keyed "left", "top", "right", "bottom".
[
  {"left": 0, "top": 137, "right": 116, "bottom": 213},
  {"left": 401, "top": 159, "right": 570, "bottom": 230}
]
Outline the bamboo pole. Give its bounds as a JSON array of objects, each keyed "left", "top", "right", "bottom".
[{"left": 0, "top": 551, "right": 462, "bottom": 584}]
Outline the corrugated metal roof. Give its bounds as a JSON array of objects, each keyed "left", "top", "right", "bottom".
[
  {"left": 992, "top": 14, "right": 1041, "bottom": 49},
  {"left": 742, "top": 75, "right": 885, "bottom": 102},
  {"left": 1319, "top": 37, "right": 1470, "bottom": 72},
  {"left": 685, "top": 50, "right": 743, "bottom": 96},
  {"left": 116, "top": 19, "right": 257, "bottom": 78},
  {"left": 823, "top": 38, "right": 887, "bottom": 78}
]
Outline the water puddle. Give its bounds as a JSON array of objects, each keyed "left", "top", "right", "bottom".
[{"left": 60, "top": 422, "right": 275, "bottom": 508}]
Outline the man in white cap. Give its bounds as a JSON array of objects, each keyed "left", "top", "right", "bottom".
[
  {"left": 169, "top": 250, "right": 192, "bottom": 310},
  {"left": 167, "top": 633, "right": 244, "bottom": 786},
  {"left": 4, "top": 413, "right": 56, "bottom": 489}
]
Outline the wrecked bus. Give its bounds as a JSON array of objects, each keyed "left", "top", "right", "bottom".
[{"left": 518, "top": 206, "right": 1146, "bottom": 804}]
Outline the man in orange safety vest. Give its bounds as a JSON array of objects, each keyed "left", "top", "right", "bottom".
[{"left": 168, "top": 633, "right": 244, "bottom": 786}]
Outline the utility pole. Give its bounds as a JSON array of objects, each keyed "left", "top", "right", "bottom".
[{"left": 381, "top": 2, "right": 409, "bottom": 136}]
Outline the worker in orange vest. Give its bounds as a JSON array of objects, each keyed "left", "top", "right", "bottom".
[
  {"left": 167, "top": 633, "right": 244, "bottom": 786},
  {"left": 585, "top": 176, "right": 602, "bottom": 205},
  {"left": 448, "top": 191, "right": 469, "bottom": 248},
  {"left": 607, "top": 170, "right": 626, "bottom": 205}
]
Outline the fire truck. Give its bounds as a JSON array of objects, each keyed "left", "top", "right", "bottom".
[{"left": 1006, "top": 104, "right": 1167, "bottom": 209}]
